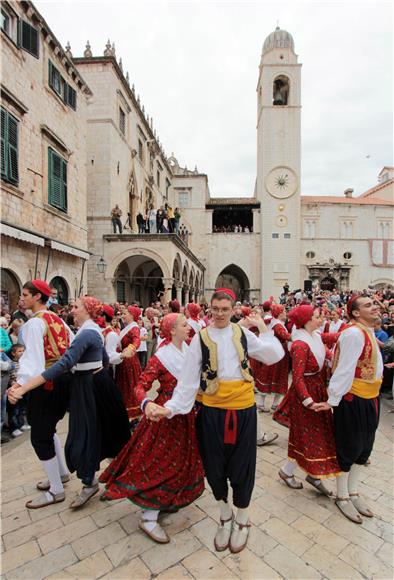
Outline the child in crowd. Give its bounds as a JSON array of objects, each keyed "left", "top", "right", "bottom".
[
  {"left": 137, "top": 318, "right": 148, "bottom": 369},
  {"left": 7, "top": 344, "right": 30, "bottom": 437}
]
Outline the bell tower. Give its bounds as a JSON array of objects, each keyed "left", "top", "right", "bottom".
[{"left": 256, "top": 27, "right": 302, "bottom": 298}]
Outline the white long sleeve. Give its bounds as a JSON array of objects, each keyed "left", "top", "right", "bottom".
[
  {"left": 164, "top": 325, "right": 284, "bottom": 417},
  {"left": 106, "top": 331, "right": 122, "bottom": 365},
  {"left": 327, "top": 326, "right": 382, "bottom": 406}
]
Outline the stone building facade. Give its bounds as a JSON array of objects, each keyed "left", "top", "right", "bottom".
[{"left": 1, "top": 0, "right": 91, "bottom": 310}]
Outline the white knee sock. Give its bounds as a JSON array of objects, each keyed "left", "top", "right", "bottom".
[
  {"left": 272, "top": 393, "right": 282, "bottom": 407},
  {"left": 141, "top": 509, "right": 160, "bottom": 531},
  {"left": 218, "top": 499, "right": 232, "bottom": 520},
  {"left": 255, "top": 393, "right": 266, "bottom": 408},
  {"left": 235, "top": 507, "right": 249, "bottom": 525},
  {"left": 282, "top": 460, "right": 296, "bottom": 477},
  {"left": 336, "top": 471, "right": 350, "bottom": 499},
  {"left": 42, "top": 456, "right": 64, "bottom": 496},
  {"left": 53, "top": 434, "right": 69, "bottom": 477},
  {"left": 256, "top": 408, "right": 264, "bottom": 440},
  {"left": 348, "top": 464, "right": 362, "bottom": 495}
]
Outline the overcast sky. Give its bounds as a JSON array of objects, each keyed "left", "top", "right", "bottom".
[{"left": 36, "top": 0, "right": 393, "bottom": 198}]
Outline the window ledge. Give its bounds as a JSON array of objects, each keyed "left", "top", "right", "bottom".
[
  {"left": 44, "top": 85, "right": 69, "bottom": 114},
  {"left": 1, "top": 29, "right": 22, "bottom": 57},
  {"left": 43, "top": 203, "right": 71, "bottom": 222},
  {"left": 1, "top": 84, "right": 29, "bottom": 115},
  {"left": 1, "top": 180, "right": 24, "bottom": 198},
  {"left": 41, "top": 124, "right": 71, "bottom": 156}
]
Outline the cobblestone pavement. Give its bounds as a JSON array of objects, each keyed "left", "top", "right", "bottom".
[{"left": 2, "top": 397, "right": 393, "bottom": 579}]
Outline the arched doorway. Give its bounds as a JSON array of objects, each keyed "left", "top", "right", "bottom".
[
  {"left": 320, "top": 276, "right": 337, "bottom": 291},
  {"left": 114, "top": 255, "right": 164, "bottom": 306},
  {"left": 215, "top": 264, "right": 250, "bottom": 301},
  {"left": 50, "top": 276, "right": 69, "bottom": 305},
  {"left": 0, "top": 268, "right": 21, "bottom": 313}
]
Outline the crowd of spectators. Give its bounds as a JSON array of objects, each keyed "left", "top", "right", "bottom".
[{"left": 213, "top": 224, "right": 253, "bottom": 233}]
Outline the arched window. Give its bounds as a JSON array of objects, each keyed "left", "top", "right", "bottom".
[{"left": 273, "top": 75, "right": 289, "bottom": 106}]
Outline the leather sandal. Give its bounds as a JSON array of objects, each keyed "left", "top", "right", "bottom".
[
  {"left": 69, "top": 484, "right": 99, "bottom": 509},
  {"left": 278, "top": 469, "right": 303, "bottom": 489},
  {"left": 138, "top": 520, "right": 170, "bottom": 544},
  {"left": 305, "top": 475, "right": 333, "bottom": 497},
  {"left": 26, "top": 490, "right": 65, "bottom": 509},
  {"left": 257, "top": 432, "right": 279, "bottom": 446},
  {"left": 214, "top": 513, "right": 233, "bottom": 552},
  {"left": 229, "top": 520, "right": 251, "bottom": 554},
  {"left": 350, "top": 493, "right": 373, "bottom": 517},
  {"left": 335, "top": 497, "right": 363, "bottom": 524},
  {"left": 36, "top": 474, "right": 70, "bottom": 491}
]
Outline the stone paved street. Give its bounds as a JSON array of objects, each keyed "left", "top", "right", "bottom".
[{"left": 2, "top": 397, "right": 393, "bottom": 579}]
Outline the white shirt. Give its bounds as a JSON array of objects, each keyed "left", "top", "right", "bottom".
[
  {"left": 17, "top": 312, "right": 74, "bottom": 386},
  {"left": 137, "top": 327, "right": 148, "bottom": 352},
  {"left": 103, "top": 329, "right": 122, "bottom": 365},
  {"left": 327, "top": 325, "right": 383, "bottom": 407},
  {"left": 164, "top": 324, "right": 284, "bottom": 417}
]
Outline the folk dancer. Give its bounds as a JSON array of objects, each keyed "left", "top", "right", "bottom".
[
  {"left": 148, "top": 288, "right": 284, "bottom": 553},
  {"left": 9, "top": 296, "right": 130, "bottom": 509},
  {"left": 100, "top": 314, "right": 204, "bottom": 544},
  {"left": 315, "top": 295, "right": 383, "bottom": 523},
  {"left": 115, "top": 306, "right": 142, "bottom": 420},
  {"left": 12, "top": 280, "right": 73, "bottom": 509},
  {"left": 274, "top": 305, "right": 341, "bottom": 495}
]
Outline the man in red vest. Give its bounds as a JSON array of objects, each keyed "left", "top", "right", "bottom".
[{"left": 12, "top": 280, "right": 73, "bottom": 509}]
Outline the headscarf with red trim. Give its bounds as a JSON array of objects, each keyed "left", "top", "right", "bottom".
[
  {"left": 158, "top": 313, "right": 181, "bottom": 348},
  {"left": 127, "top": 305, "right": 142, "bottom": 320},
  {"left": 271, "top": 304, "right": 284, "bottom": 319},
  {"left": 288, "top": 304, "right": 315, "bottom": 329},
  {"left": 169, "top": 299, "right": 180, "bottom": 313},
  {"left": 215, "top": 287, "right": 237, "bottom": 301},
  {"left": 187, "top": 302, "right": 201, "bottom": 321},
  {"left": 81, "top": 296, "right": 103, "bottom": 319}
]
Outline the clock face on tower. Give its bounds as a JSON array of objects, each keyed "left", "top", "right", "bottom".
[{"left": 266, "top": 166, "right": 298, "bottom": 199}]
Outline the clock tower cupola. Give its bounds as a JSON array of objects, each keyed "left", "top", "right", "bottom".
[{"left": 257, "top": 26, "right": 302, "bottom": 298}]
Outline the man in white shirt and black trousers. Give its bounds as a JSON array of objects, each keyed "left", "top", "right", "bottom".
[{"left": 148, "top": 287, "right": 284, "bottom": 553}]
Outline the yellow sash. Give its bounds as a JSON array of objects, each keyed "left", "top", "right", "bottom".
[
  {"left": 350, "top": 378, "right": 381, "bottom": 399},
  {"left": 202, "top": 380, "right": 254, "bottom": 410}
]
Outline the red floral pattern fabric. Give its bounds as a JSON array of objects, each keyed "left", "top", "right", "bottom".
[
  {"left": 274, "top": 340, "right": 341, "bottom": 478},
  {"left": 115, "top": 326, "right": 142, "bottom": 419},
  {"left": 100, "top": 355, "right": 205, "bottom": 509}
]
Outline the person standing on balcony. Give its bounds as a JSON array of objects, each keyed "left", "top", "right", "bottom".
[{"left": 111, "top": 205, "right": 123, "bottom": 234}]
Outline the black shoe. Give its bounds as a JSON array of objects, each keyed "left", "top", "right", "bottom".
[{"left": 1, "top": 434, "right": 10, "bottom": 444}]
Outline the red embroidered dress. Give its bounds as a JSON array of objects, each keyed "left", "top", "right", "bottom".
[
  {"left": 269, "top": 323, "right": 290, "bottom": 395},
  {"left": 100, "top": 355, "right": 205, "bottom": 509},
  {"left": 115, "top": 325, "right": 142, "bottom": 419},
  {"left": 274, "top": 341, "right": 341, "bottom": 478}
]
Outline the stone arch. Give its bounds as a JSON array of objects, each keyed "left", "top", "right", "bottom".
[
  {"left": 273, "top": 74, "right": 290, "bottom": 106},
  {"left": 110, "top": 247, "right": 171, "bottom": 280},
  {"left": 0, "top": 268, "right": 22, "bottom": 312},
  {"left": 215, "top": 264, "right": 250, "bottom": 301},
  {"left": 172, "top": 253, "right": 182, "bottom": 282},
  {"left": 114, "top": 254, "right": 165, "bottom": 306},
  {"left": 369, "top": 279, "right": 393, "bottom": 290}
]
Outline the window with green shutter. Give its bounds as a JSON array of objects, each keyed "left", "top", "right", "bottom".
[
  {"left": 21, "top": 20, "right": 39, "bottom": 58},
  {"left": 48, "top": 148, "right": 67, "bottom": 212},
  {"left": 1, "top": 107, "right": 19, "bottom": 186},
  {"left": 48, "top": 60, "right": 77, "bottom": 110}
]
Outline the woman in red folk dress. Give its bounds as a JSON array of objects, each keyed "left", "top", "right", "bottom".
[
  {"left": 115, "top": 306, "right": 142, "bottom": 420},
  {"left": 274, "top": 305, "right": 341, "bottom": 496},
  {"left": 100, "top": 313, "right": 205, "bottom": 545}
]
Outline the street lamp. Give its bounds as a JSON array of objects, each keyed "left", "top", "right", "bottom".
[{"left": 97, "top": 257, "right": 107, "bottom": 274}]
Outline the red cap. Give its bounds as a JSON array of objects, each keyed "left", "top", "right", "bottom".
[
  {"left": 288, "top": 305, "right": 314, "bottom": 329},
  {"left": 128, "top": 305, "right": 142, "bottom": 320},
  {"left": 271, "top": 304, "right": 284, "bottom": 319},
  {"left": 169, "top": 299, "right": 180, "bottom": 313},
  {"left": 262, "top": 300, "right": 272, "bottom": 312},
  {"left": 347, "top": 294, "right": 360, "bottom": 318},
  {"left": 215, "top": 287, "right": 237, "bottom": 301},
  {"left": 31, "top": 279, "right": 51, "bottom": 298},
  {"left": 241, "top": 306, "right": 251, "bottom": 317},
  {"left": 102, "top": 304, "right": 115, "bottom": 319}
]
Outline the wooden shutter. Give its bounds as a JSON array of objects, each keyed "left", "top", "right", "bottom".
[
  {"left": 21, "top": 20, "right": 39, "bottom": 58},
  {"left": 1, "top": 108, "right": 7, "bottom": 178},
  {"left": 7, "top": 113, "right": 18, "bottom": 184},
  {"left": 48, "top": 148, "right": 67, "bottom": 211},
  {"left": 67, "top": 85, "right": 77, "bottom": 110}
]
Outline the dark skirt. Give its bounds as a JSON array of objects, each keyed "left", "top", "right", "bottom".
[{"left": 66, "top": 368, "right": 130, "bottom": 484}]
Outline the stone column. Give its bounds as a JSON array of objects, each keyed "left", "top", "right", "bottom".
[
  {"left": 162, "top": 277, "right": 174, "bottom": 305},
  {"left": 184, "top": 284, "right": 190, "bottom": 305},
  {"left": 176, "top": 281, "right": 182, "bottom": 304}
]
